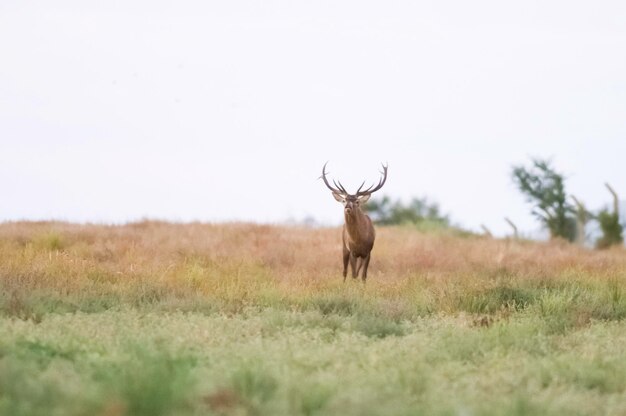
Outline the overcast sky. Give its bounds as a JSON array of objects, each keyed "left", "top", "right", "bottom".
[{"left": 1, "top": 1, "right": 625, "bottom": 236}]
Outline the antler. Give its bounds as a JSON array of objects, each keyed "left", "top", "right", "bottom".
[
  {"left": 356, "top": 163, "right": 388, "bottom": 197},
  {"left": 321, "top": 162, "right": 348, "bottom": 195}
]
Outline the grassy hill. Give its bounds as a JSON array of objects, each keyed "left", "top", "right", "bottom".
[{"left": 1, "top": 221, "right": 625, "bottom": 415}]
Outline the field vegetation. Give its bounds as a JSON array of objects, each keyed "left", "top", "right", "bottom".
[{"left": 1, "top": 221, "right": 626, "bottom": 415}]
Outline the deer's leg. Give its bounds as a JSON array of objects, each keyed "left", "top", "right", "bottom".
[
  {"left": 342, "top": 247, "right": 349, "bottom": 281},
  {"left": 350, "top": 253, "right": 358, "bottom": 279},
  {"left": 356, "top": 255, "right": 364, "bottom": 277},
  {"left": 361, "top": 253, "right": 371, "bottom": 282}
]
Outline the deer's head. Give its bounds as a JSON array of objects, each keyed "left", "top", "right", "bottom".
[{"left": 321, "top": 162, "right": 388, "bottom": 218}]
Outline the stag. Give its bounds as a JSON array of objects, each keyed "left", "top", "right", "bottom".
[{"left": 321, "top": 162, "right": 388, "bottom": 282}]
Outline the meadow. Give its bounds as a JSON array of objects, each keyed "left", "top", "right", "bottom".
[{"left": 1, "top": 221, "right": 625, "bottom": 416}]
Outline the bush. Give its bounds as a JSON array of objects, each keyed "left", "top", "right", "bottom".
[{"left": 365, "top": 196, "right": 449, "bottom": 226}]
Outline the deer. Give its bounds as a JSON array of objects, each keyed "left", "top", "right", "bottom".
[{"left": 321, "top": 162, "right": 388, "bottom": 282}]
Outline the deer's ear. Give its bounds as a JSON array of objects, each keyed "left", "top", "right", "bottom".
[
  {"left": 358, "top": 194, "right": 371, "bottom": 204},
  {"left": 332, "top": 192, "right": 346, "bottom": 203}
]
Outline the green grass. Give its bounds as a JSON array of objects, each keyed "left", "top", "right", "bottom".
[{"left": 0, "top": 309, "right": 625, "bottom": 416}]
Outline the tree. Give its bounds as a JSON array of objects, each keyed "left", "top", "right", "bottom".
[
  {"left": 512, "top": 158, "right": 577, "bottom": 242},
  {"left": 571, "top": 196, "right": 592, "bottom": 246},
  {"left": 365, "top": 196, "right": 449, "bottom": 226},
  {"left": 596, "top": 183, "right": 623, "bottom": 249},
  {"left": 504, "top": 217, "right": 519, "bottom": 239}
]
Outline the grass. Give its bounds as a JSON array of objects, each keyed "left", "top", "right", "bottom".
[{"left": 0, "top": 221, "right": 625, "bottom": 415}]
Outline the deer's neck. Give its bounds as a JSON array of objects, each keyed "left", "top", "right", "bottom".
[{"left": 345, "top": 209, "right": 368, "bottom": 238}]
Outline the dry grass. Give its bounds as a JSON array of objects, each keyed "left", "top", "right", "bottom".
[{"left": 1, "top": 220, "right": 625, "bottom": 322}]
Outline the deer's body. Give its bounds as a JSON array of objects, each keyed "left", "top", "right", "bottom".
[
  {"left": 342, "top": 208, "right": 375, "bottom": 280},
  {"left": 321, "top": 162, "right": 388, "bottom": 282}
]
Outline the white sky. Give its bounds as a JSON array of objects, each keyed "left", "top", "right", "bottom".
[{"left": 1, "top": 1, "right": 625, "bottom": 236}]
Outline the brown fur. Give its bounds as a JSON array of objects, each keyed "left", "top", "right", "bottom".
[{"left": 341, "top": 200, "right": 376, "bottom": 281}]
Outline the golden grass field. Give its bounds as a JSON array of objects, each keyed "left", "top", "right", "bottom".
[{"left": 1, "top": 221, "right": 625, "bottom": 416}]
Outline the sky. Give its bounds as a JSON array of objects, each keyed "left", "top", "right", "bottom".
[{"left": 1, "top": 1, "right": 625, "bottom": 236}]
